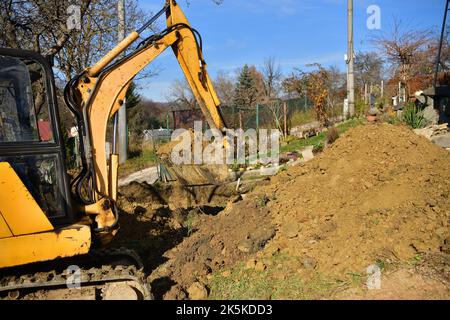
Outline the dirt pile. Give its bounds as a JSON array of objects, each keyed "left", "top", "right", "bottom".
[
  {"left": 255, "top": 123, "right": 450, "bottom": 277},
  {"left": 147, "top": 194, "right": 276, "bottom": 299},
  {"left": 115, "top": 123, "right": 449, "bottom": 299}
]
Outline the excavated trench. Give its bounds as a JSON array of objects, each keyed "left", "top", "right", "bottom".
[{"left": 111, "top": 177, "right": 274, "bottom": 299}]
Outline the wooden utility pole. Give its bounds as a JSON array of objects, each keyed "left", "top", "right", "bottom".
[
  {"left": 364, "top": 83, "right": 368, "bottom": 105},
  {"left": 283, "top": 101, "right": 287, "bottom": 138},
  {"left": 118, "top": 0, "right": 127, "bottom": 164},
  {"left": 256, "top": 104, "right": 260, "bottom": 132},
  {"left": 347, "top": 0, "right": 355, "bottom": 117}
]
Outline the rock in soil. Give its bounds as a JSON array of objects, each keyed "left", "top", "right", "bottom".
[
  {"left": 302, "top": 256, "right": 317, "bottom": 270},
  {"left": 187, "top": 282, "right": 209, "bottom": 300},
  {"left": 255, "top": 261, "right": 267, "bottom": 272}
]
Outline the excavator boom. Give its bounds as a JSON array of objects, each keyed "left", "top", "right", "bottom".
[{"left": 67, "top": 0, "right": 226, "bottom": 205}]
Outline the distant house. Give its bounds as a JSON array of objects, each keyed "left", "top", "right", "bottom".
[
  {"left": 143, "top": 128, "right": 172, "bottom": 142},
  {"left": 385, "top": 75, "right": 434, "bottom": 111}
]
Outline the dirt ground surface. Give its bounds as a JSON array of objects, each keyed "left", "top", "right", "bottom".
[{"left": 113, "top": 123, "right": 450, "bottom": 300}]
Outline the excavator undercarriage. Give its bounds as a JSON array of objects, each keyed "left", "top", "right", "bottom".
[{"left": 0, "top": 248, "right": 151, "bottom": 300}]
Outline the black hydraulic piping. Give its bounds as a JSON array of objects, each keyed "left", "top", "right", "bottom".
[
  {"left": 137, "top": 4, "right": 169, "bottom": 34},
  {"left": 434, "top": 0, "right": 450, "bottom": 89}
]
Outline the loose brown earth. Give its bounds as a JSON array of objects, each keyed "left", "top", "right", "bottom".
[
  {"left": 262, "top": 123, "right": 450, "bottom": 275},
  {"left": 114, "top": 123, "right": 450, "bottom": 300}
]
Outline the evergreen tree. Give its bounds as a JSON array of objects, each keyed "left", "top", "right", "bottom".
[
  {"left": 233, "top": 64, "right": 258, "bottom": 108},
  {"left": 126, "top": 82, "right": 161, "bottom": 136},
  {"left": 125, "top": 81, "right": 141, "bottom": 110}
]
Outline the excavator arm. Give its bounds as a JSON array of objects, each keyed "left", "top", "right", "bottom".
[{"left": 66, "top": 0, "right": 226, "bottom": 214}]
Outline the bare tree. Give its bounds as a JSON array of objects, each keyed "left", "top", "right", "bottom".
[
  {"left": 214, "top": 71, "right": 234, "bottom": 106},
  {"left": 55, "top": 0, "right": 155, "bottom": 82},
  {"left": 0, "top": 0, "right": 157, "bottom": 83},
  {"left": 282, "top": 64, "right": 330, "bottom": 127},
  {"left": 261, "top": 56, "right": 282, "bottom": 101},
  {"left": 373, "top": 20, "right": 433, "bottom": 97},
  {"left": 0, "top": 0, "right": 91, "bottom": 59},
  {"left": 282, "top": 72, "right": 307, "bottom": 98},
  {"left": 355, "top": 52, "right": 384, "bottom": 88},
  {"left": 168, "top": 79, "right": 197, "bottom": 110},
  {"left": 325, "top": 65, "right": 346, "bottom": 113}
]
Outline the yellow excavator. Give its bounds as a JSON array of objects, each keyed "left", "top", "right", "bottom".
[{"left": 0, "top": 0, "right": 226, "bottom": 299}]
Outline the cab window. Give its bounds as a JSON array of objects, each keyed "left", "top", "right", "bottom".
[{"left": 0, "top": 56, "right": 53, "bottom": 143}]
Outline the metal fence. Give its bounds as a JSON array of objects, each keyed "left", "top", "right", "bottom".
[
  {"left": 168, "top": 96, "right": 322, "bottom": 134},
  {"left": 141, "top": 128, "right": 172, "bottom": 150}
]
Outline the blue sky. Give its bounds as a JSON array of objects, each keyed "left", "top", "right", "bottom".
[{"left": 134, "top": 0, "right": 445, "bottom": 101}]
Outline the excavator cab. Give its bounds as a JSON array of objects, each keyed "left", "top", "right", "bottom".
[{"left": 0, "top": 48, "right": 73, "bottom": 224}]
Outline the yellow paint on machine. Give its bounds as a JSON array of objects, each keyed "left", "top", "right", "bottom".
[
  {"left": 0, "top": 225, "right": 91, "bottom": 268},
  {"left": 0, "top": 163, "right": 91, "bottom": 268},
  {"left": 0, "top": 162, "right": 53, "bottom": 236},
  {"left": 0, "top": 213, "right": 13, "bottom": 239}
]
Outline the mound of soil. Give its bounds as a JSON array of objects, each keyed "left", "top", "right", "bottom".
[
  {"left": 256, "top": 123, "right": 450, "bottom": 278},
  {"left": 115, "top": 123, "right": 449, "bottom": 299},
  {"left": 148, "top": 199, "right": 276, "bottom": 299}
]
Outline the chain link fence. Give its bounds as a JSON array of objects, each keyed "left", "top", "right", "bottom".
[
  {"left": 169, "top": 96, "right": 343, "bottom": 137},
  {"left": 171, "top": 97, "right": 320, "bottom": 134}
]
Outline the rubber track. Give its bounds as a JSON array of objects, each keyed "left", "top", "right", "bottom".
[{"left": 0, "top": 248, "right": 152, "bottom": 300}]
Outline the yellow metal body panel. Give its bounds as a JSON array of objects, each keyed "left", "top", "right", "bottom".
[
  {"left": 0, "top": 214, "right": 13, "bottom": 239},
  {"left": 88, "top": 31, "right": 140, "bottom": 77},
  {"left": 0, "top": 162, "right": 53, "bottom": 236},
  {"left": 109, "top": 154, "right": 119, "bottom": 201},
  {"left": 166, "top": 0, "right": 225, "bottom": 130},
  {"left": 0, "top": 225, "right": 91, "bottom": 268}
]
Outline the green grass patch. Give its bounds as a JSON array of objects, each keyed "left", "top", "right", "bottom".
[
  {"left": 208, "top": 254, "right": 342, "bottom": 300},
  {"left": 119, "top": 148, "right": 158, "bottom": 178},
  {"left": 183, "top": 211, "right": 199, "bottom": 236},
  {"left": 290, "top": 109, "right": 316, "bottom": 127},
  {"left": 281, "top": 118, "right": 364, "bottom": 153},
  {"left": 402, "top": 103, "right": 428, "bottom": 129}
]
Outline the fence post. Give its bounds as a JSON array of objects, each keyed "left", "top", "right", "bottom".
[
  {"left": 275, "top": 102, "right": 280, "bottom": 132},
  {"left": 239, "top": 108, "right": 243, "bottom": 129},
  {"left": 232, "top": 105, "right": 236, "bottom": 128},
  {"left": 172, "top": 111, "right": 177, "bottom": 129}
]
